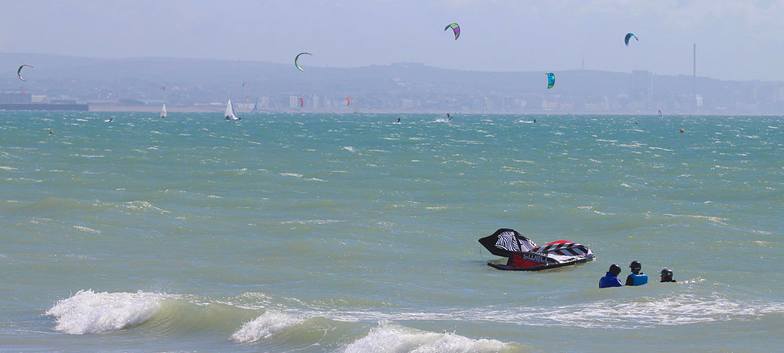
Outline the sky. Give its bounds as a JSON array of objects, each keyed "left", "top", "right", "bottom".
[{"left": 1, "top": 0, "right": 783, "bottom": 81}]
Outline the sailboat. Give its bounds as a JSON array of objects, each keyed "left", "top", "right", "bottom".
[
  {"left": 225, "top": 99, "right": 240, "bottom": 121},
  {"left": 160, "top": 104, "right": 167, "bottom": 118}
]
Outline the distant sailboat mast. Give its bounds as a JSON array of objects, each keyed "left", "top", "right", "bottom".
[
  {"left": 251, "top": 98, "right": 259, "bottom": 113},
  {"left": 160, "top": 104, "right": 167, "bottom": 118}
]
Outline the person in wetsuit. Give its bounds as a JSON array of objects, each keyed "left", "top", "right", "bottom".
[
  {"left": 625, "top": 261, "right": 648, "bottom": 286},
  {"left": 660, "top": 268, "right": 676, "bottom": 283},
  {"left": 599, "top": 264, "right": 623, "bottom": 288}
]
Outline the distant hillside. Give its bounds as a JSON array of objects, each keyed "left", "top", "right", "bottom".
[{"left": 2, "top": 52, "right": 783, "bottom": 114}]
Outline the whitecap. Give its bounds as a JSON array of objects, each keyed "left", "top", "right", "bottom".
[
  {"left": 231, "top": 311, "right": 304, "bottom": 343},
  {"left": 73, "top": 225, "right": 101, "bottom": 234},
  {"left": 343, "top": 323, "right": 516, "bottom": 353},
  {"left": 45, "top": 290, "right": 170, "bottom": 334},
  {"left": 280, "top": 219, "right": 343, "bottom": 225},
  {"left": 662, "top": 213, "right": 727, "bottom": 225},
  {"left": 280, "top": 172, "right": 303, "bottom": 178},
  {"left": 122, "top": 201, "right": 168, "bottom": 213}
]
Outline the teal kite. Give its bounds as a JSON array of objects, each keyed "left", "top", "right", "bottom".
[{"left": 546, "top": 72, "right": 555, "bottom": 89}]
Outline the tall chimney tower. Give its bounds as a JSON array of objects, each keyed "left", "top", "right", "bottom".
[{"left": 693, "top": 43, "right": 697, "bottom": 105}]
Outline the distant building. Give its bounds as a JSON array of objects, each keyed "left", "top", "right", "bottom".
[
  {"left": 260, "top": 96, "right": 271, "bottom": 109},
  {"left": 0, "top": 92, "right": 32, "bottom": 104},
  {"left": 542, "top": 99, "right": 559, "bottom": 111}
]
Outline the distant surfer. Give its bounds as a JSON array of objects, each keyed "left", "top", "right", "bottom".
[
  {"left": 105, "top": 117, "right": 113, "bottom": 123},
  {"left": 658, "top": 109, "right": 663, "bottom": 117},
  {"left": 446, "top": 113, "right": 452, "bottom": 121},
  {"left": 679, "top": 128, "right": 685, "bottom": 133},
  {"left": 625, "top": 261, "right": 648, "bottom": 286},
  {"left": 599, "top": 264, "right": 623, "bottom": 288},
  {"left": 660, "top": 268, "right": 676, "bottom": 283},
  {"left": 533, "top": 119, "right": 536, "bottom": 123},
  {"left": 396, "top": 118, "right": 401, "bottom": 123},
  {"left": 48, "top": 129, "right": 54, "bottom": 135}
]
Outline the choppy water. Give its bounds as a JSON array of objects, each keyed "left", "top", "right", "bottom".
[{"left": 1, "top": 112, "right": 782, "bottom": 353}]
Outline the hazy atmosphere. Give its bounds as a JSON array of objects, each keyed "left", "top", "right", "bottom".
[
  {"left": 2, "top": 2, "right": 783, "bottom": 353},
  {"left": 2, "top": 0, "right": 784, "bottom": 80}
]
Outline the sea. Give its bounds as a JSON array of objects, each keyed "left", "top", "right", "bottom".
[{"left": 1, "top": 112, "right": 782, "bottom": 353}]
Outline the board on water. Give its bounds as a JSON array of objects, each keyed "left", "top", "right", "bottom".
[
  {"left": 479, "top": 228, "right": 595, "bottom": 271},
  {"left": 487, "top": 257, "right": 593, "bottom": 271}
]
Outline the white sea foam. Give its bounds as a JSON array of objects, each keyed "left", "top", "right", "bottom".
[
  {"left": 343, "top": 323, "right": 515, "bottom": 353},
  {"left": 280, "top": 172, "right": 303, "bottom": 178},
  {"left": 122, "top": 200, "right": 169, "bottom": 214},
  {"left": 316, "top": 294, "right": 784, "bottom": 330},
  {"left": 73, "top": 225, "right": 101, "bottom": 234},
  {"left": 662, "top": 213, "right": 727, "bottom": 225},
  {"left": 280, "top": 219, "right": 343, "bottom": 225},
  {"left": 231, "top": 311, "right": 304, "bottom": 343},
  {"left": 45, "top": 290, "right": 170, "bottom": 334}
]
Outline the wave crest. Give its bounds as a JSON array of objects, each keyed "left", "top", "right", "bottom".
[
  {"left": 231, "top": 310, "right": 304, "bottom": 343},
  {"left": 344, "top": 323, "right": 518, "bottom": 353},
  {"left": 45, "top": 290, "right": 170, "bottom": 334}
]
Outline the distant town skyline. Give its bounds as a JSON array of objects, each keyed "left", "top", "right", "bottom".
[
  {"left": 3, "top": 53, "right": 784, "bottom": 115},
  {"left": 2, "top": 1, "right": 784, "bottom": 81}
]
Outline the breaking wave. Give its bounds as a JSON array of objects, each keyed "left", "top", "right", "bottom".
[
  {"left": 343, "top": 323, "right": 520, "bottom": 353},
  {"left": 231, "top": 311, "right": 304, "bottom": 343},
  {"left": 45, "top": 290, "right": 171, "bottom": 334},
  {"left": 44, "top": 290, "right": 784, "bottom": 341}
]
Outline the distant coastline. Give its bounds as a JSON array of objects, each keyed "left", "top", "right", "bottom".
[{"left": 3, "top": 52, "right": 784, "bottom": 116}]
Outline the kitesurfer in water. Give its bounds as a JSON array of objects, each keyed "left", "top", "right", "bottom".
[
  {"left": 396, "top": 118, "right": 401, "bottom": 123},
  {"left": 625, "top": 261, "right": 648, "bottom": 286},
  {"left": 48, "top": 129, "right": 54, "bottom": 135},
  {"left": 599, "top": 264, "right": 623, "bottom": 288},
  {"left": 660, "top": 268, "right": 676, "bottom": 282},
  {"left": 446, "top": 113, "right": 452, "bottom": 121}
]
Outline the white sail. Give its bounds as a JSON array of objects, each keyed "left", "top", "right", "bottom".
[
  {"left": 160, "top": 104, "right": 167, "bottom": 118},
  {"left": 225, "top": 99, "right": 239, "bottom": 120}
]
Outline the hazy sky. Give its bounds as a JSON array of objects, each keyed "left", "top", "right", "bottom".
[{"left": 1, "top": 0, "right": 783, "bottom": 81}]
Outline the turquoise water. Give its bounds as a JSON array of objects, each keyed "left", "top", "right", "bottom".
[{"left": 1, "top": 112, "right": 782, "bottom": 352}]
